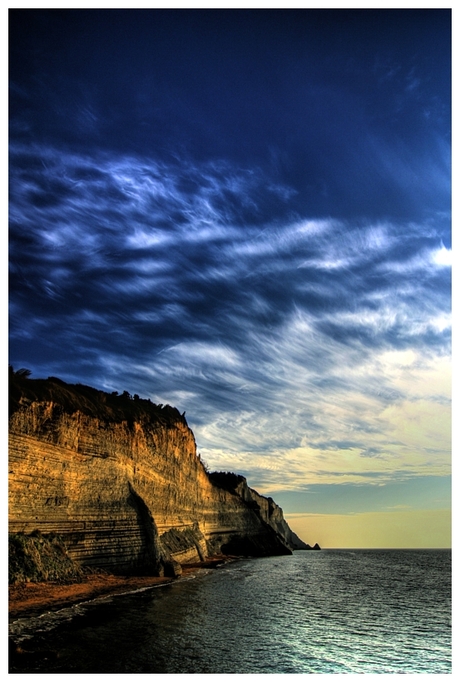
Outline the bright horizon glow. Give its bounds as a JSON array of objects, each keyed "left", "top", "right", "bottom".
[{"left": 285, "top": 509, "right": 451, "bottom": 549}]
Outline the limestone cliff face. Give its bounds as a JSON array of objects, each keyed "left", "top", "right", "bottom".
[{"left": 9, "top": 376, "right": 309, "bottom": 576}]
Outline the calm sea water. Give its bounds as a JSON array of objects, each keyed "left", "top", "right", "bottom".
[{"left": 9, "top": 549, "right": 451, "bottom": 674}]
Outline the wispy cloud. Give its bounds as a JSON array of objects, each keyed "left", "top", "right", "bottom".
[{"left": 11, "top": 142, "right": 451, "bottom": 494}]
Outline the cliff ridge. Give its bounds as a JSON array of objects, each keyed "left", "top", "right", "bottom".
[{"left": 9, "top": 371, "right": 312, "bottom": 582}]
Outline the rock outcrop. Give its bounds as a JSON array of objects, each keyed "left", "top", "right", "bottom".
[{"left": 9, "top": 373, "right": 310, "bottom": 578}]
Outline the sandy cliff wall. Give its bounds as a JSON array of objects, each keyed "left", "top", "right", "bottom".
[{"left": 9, "top": 376, "right": 308, "bottom": 576}]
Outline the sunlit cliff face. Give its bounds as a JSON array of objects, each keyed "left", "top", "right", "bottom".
[{"left": 8, "top": 378, "right": 309, "bottom": 571}]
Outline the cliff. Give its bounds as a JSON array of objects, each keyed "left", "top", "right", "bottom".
[{"left": 9, "top": 373, "right": 310, "bottom": 580}]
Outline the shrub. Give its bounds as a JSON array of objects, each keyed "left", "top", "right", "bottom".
[{"left": 8, "top": 532, "right": 83, "bottom": 584}]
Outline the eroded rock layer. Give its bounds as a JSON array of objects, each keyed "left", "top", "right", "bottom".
[{"left": 9, "top": 375, "right": 309, "bottom": 576}]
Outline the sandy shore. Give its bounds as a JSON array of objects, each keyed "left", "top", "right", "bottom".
[{"left": 9, "top": 555, "right": 235, "bottom": 620}]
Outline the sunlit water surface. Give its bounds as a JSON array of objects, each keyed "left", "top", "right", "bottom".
[{"left": 9, "top": 549, "right": 451, "bottom": 674}]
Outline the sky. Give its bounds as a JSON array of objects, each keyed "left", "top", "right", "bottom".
[{"left": 8, "top": 8, "right": 451, "bottom": 548}]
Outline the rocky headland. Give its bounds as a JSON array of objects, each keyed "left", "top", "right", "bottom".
[{"left": 9, "top": 370, "right": 315, "bottom": 595}]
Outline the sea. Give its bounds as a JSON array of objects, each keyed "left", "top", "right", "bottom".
[{"left": 8, "top": 549, "right": 451, "bottom": 674}]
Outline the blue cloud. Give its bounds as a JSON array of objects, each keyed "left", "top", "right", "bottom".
[{"left": 9, "top": 10, "right": 451, "bottom": 499}]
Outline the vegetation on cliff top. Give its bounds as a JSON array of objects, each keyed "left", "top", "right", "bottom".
[{"left": 9, "top": 366, "right": 187, "bottom": 428}]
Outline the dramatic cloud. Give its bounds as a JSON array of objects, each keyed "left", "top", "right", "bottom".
[
  {"left": 9, "top": 10, "right": 451, "bottom": 533},
  {"left": 9, "top": 143, "right": 451, "bottom": 490}
]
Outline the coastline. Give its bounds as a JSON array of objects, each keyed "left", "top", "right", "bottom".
[{"left": 9, "top": 555, "right": 236, "bottom": 621}]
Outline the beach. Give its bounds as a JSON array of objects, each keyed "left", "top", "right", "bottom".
[{"left": 9, "top": 556, "right": 232, "bottom": 620}]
